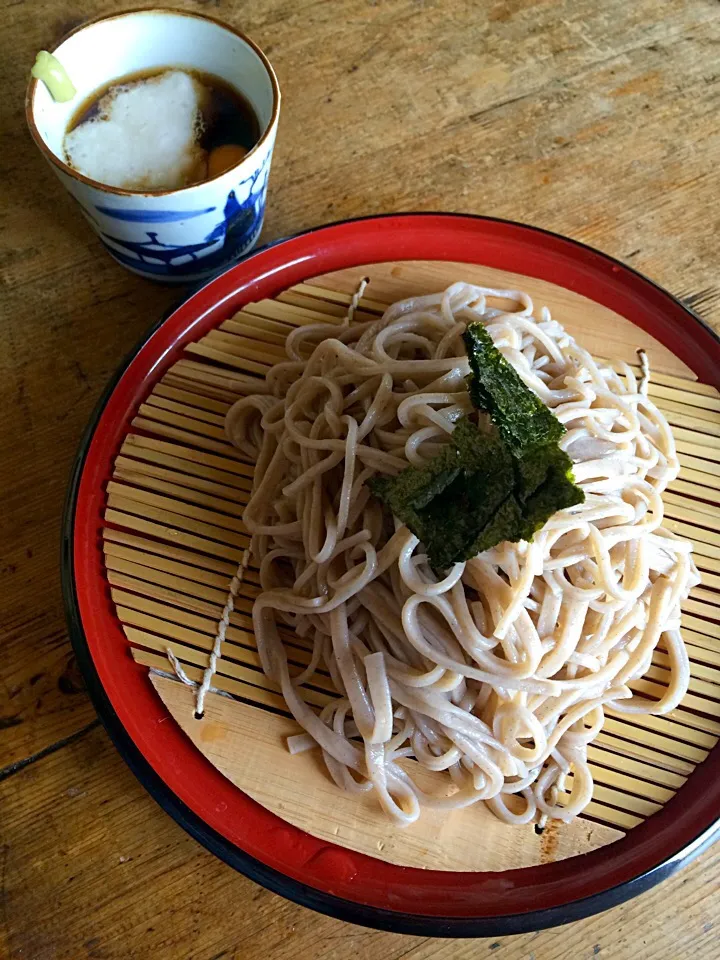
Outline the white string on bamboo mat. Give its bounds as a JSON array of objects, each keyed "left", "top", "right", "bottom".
[
  {"left": 166, "top": 547, "right": 251, "bottom": 718},
  {"left": 346, "top": 277, "right": 368, "bottom": 325},
  {"left": 637, "top": 348, "right": 650, "bottom": 395},
  {"left": 158, "top": 653, "right": 234, "bottom": 703},
  {"left": 167, "top": 278, "right": 369, "bottom": 717},
  {"left": 166, "top": 648, "right": 197, "bottom": 688},
  {"left": 197, "top": 547, "right": 251, "bottom": 718}
]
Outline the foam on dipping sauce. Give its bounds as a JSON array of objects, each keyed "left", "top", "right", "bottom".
[{"left": 63, "top": 69, "right": 258, "bottom": 191}]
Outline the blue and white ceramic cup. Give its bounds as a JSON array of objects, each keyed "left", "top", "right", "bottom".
[{"left": 27, "top": 9, "right": 280, "bottom": 282}]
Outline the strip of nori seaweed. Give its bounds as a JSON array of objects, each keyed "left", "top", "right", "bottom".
[
  {"left": 369, "top": 419, "right": 514, "bottom": 569},
  {"left": 369, "top": 324, "right": 585, "bottom": 570},
  {"left": 463, "top": 322, "right": 565, "bottom": 454}
]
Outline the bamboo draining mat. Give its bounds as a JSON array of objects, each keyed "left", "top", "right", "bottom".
[{"left": 103, "top": 260, "right": 720, "bottom": 872}]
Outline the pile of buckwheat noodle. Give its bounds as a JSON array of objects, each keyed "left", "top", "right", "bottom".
[{"left": 225, "top": 281, "right": 698, "bottom": 827}]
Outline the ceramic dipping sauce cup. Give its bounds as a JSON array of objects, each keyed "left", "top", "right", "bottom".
[{"left": 26, "top": 8, "right": 280, "bottom": 283}]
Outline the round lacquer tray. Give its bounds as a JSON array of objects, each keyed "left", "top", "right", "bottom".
[{"left": 63, "top": 214, "right": 720, "bottom": 937}]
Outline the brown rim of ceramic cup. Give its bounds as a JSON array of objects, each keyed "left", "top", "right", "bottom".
[{"left": 25, "top": 7, "right": 281, "bottom": 198}]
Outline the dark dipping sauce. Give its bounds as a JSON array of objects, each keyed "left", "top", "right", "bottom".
[{"left": 67, "top": 68, "right": 261, "bottom": 185}]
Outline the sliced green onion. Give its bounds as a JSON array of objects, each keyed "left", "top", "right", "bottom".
[{"left": 32, "top": 51, "right": 76, "bottom": 103}]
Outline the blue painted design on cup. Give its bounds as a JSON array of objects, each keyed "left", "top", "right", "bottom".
[{"left": 98, "top": 155, "right": 270, "bottom": 280}]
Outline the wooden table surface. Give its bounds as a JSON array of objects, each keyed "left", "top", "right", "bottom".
[{"left": 2, "top": 1, "right": 719, "bottom": 957}]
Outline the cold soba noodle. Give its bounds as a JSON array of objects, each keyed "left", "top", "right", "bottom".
[{"left": 225, "top": 282, "right": 698, "bottom": 826}]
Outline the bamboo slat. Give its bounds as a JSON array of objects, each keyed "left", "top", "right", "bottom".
[
  {"left": 100, "top": 264, "right": 720, "bottom": 870},
  {"left": 114, "top": 459, "right": 247, "bottom": 506},
  {"left": 154, "top": 382, "right": 232, "bottom": 414},
  {"left": 103, "top": 528, "right": 239, "bottom": 575},
  {"left": 123, "top": 432, "right": 253, "bottom": 477},
  {"left": 104, "top": 508, "right": 246, "bottom": 562},
  {"left": 146, "top": 395, "right": 228, "bottom": 427}
]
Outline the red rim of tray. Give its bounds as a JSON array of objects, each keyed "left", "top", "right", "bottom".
[{"left": 63, "top": 213, "right": 720, "bottom": 937}]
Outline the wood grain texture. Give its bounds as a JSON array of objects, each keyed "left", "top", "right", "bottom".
[
  {"left": 154, "top": 676, "right": 624, "bottom": 871},
  {"left": 0, "top": 724, "right": 718, "bottom": 960},
  {"left": 2, "top": 0, "right": 720, "bottom": 954}
]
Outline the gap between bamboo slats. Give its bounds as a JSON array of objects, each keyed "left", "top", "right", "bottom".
[
  {"left": 110, "top": 537, "right": 717, "bottom": 744},
  {"left": 110, "top": 552, "right": 720, "bottom": 746}
]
